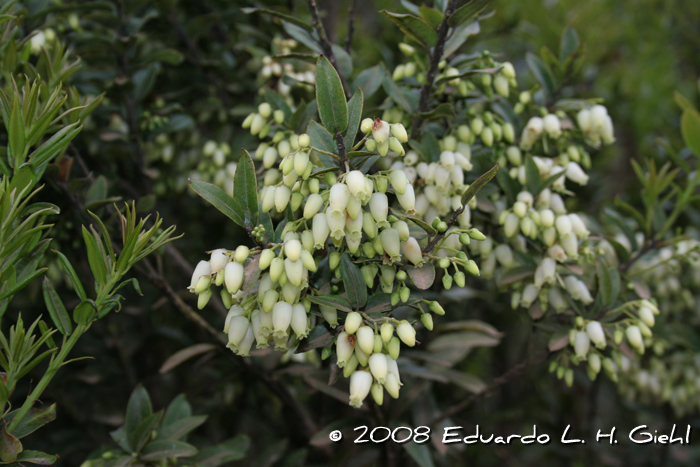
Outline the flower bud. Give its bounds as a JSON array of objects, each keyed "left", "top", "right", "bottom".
[
  {"left": 385, "top": 372, "right": 400, "bottom": 399},
  {"left": 494, "top": 74, "right": 509, "bottom": 97},
  {"left": 481, "top": 127, "right": 494, "bottom": 147},
  {"left": 310, "top": 213, "right": 330, "bottom": 249},
  {"left": 298, "top": 133, "right": 311, "bottom": 148},
  {"left": 565, "top": 162, "right": 589, "bottom": 186},
  {"left": 290, "top": 303, "right": 308, "bottom": 338},
  {"left": 329, "top": 183, "right": 350, "bottom": 214},
  {"left": 504, "top": 213, "right": 520, "bottom": 238},
  {"left": 372, "top": 119, "right": 390, "bottom": 143},
  {"left": 284, "top": 239, "right": 302, "bottom": 262},
  {"left": 224, "top": 305, "right": 245, "bottom": 333},
  {"left": 259, "top": 249, "right": 275, "bottom": 270},
  {"left": 284, "top": 258, "right": 303, "bottom": 287},
  {"left": 210, "top": 249, "right": 229, "bottom": 273},
  {"left": 189, "top": 261, "right": 211, "bottom": 292},
  {"left": 371, "top": 383, "right": 384, "bottom": 406},
  {"left": 368, "top": 353, "right": 388, "bottom": 384},
  {"left": 574, "top": 331, "right": 590, "bottom": 359},
  {"left": 639, "top": 306, "right": 655, "bottom": 328},
  {"left": 626, "top": 325, "right": 643, "bottom": 351},
  {"left": 357, "top": 326, "right": 375, "bottom": 355},
  {"left": 387, "top": 336, "right": 401, "bottom": 360},
  {"left": 346, "top": 170, "right": 367, "bottom": 200},
  {"left": 319, "top": 305, "right": 338, "bottom": 328},
  {"left": 586, "top": 321, "right": 606, "bottom": 349},
  {"left": 227, "top": 316, "right": 250, "bottom": 350},
  {"left": 396, "top": 320, "right": 416, "bottom": 347},
  {"left": 360, "top": 118, "right": 373, "bottom": 134},
  {"left": 224, "top": 261, "right": 244, "bottom": 294},
  {"left": 272, "top": 301, "right": 293, "bottom": 338},
  {"left": 401, "top": 237, "right": 424, "bottom": 267},
  {"left": 381, "top": 229, "right": 402, "bottom": 263},
  {"left": 396, "top": 183, "right": 415, "bottom": 214},
  {"left": 543, "top": 114, "right": 562, "bottom": 138},
  {"left": 349, "top": 370, "right": 373, "bottom": 408},
  {"left": 391, "top": 123, "right": 408, "bottom": 143},
  {"left": 420, "top": 313, "right": 434, "bottom": 331},
  {"left": 345, "top": 311, "right": 362, "bottom": 335}
]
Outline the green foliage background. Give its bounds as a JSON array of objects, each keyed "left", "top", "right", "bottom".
[{"left": 2, "top": 0, "right": 699, "bottom": 466}]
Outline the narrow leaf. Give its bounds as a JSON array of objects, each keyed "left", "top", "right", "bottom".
[
  {"left": 461, "top": 164, "right": 499, "bottom": 206},
  {"left": 159, "top": 344, "right": 217, "bottom": 374},
  {"left": 189, "top": 179, "right": 244, "bottom": 228},
  {"left": 307, "top": 294, "right": 353, "bottom": 313},
  {"left": 41, "top": 278, "right": 72, "bottom": 335},
  {"left": 340, "top": 254, "right": 367, "bottom": 309},
  {"left": 233, "top": 149, "right": 259, "bottom": 230},
  {"left": 315, "top": 56, "right": 348, "bottom": 133}
]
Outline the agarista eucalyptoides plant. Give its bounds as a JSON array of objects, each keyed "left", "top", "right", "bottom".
[{"left": 188, "top": 5, "right": 659, "bottom": 411}]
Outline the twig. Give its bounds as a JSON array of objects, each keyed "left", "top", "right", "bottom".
[
  {"left": 410, "top": 0, "right": 458, "bottom": 136},
  {"left": 427, "top": 350, "right": 550, "bottom": 427},
  {"left": 422, "top": 202, "right": 464, "bottom": 253},
  {"left": 307, "top": 0, "right": 351, "bottom": 99},
  {"left": 335, "top": 131, "right": 349, "bottom": 172},
  {"left": 620, "top": 239, "right": 658, "bottom": 273},
  {"left": 345, "top": 0, "right": 357, "bottom": 53}
]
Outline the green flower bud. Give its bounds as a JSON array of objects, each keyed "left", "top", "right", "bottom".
[
  {"left": 387, "top": 336, "right": 401, "bottom": 360},
  {"left": 381, "top": 322, "right": 394, "bottom": 343},
  {"left": 421, "top": 313, "right": 434, "bottom": 331},
  {"left": 298, "top": 133, "right": 311, "bottom": 148},
  {"left": 329, "top": 251, "right": 341, "bottom": 270}
]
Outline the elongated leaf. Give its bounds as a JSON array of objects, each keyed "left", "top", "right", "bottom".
[
  {"left": 189, "top": 179, "right": 244, "bottom": 227},
  {"left": 382, "top": 70, "right": 413, "bottom": 113},
  {"left": 241, "top": 7, "right": 313, "bottom": 31},
  {"left": 681, "top": 108, "right": 700, "bottom": 157},
  {"left": 307, "top": 294, "right": 353, "bottom": 313},
  {"left": 461, "top": 164, "right": 498, "bottom": 206},
  {"left": 353, "top": 64, "right": 384, "bottom": 99},
  {"left": 449, "top": 0, "right": 491, "bottom": 27},
  {"left": 419, "top": 102, "right": 455, "bottom": 120},
  {"left": 315, "top": 56, "right": 348, "bottom": 133},
  {"left": 404, "top": 215, "right": 436, "bottom": 235},
  {"left": 188, "top": 435, "right": 250, "bottom": 467},
  {"left": 159, "top": 344, "right": 217, "bottom": 374},
  {"left": 296, "top": 323, "right": 339, "bottom": 353},
  {"left": 560, "top": 26, "right": 580, "bottom": 62},
  {"left": 526, "top": 52, "right": 556, "bottom": 97},
  {"left": 307, "top": 120, "right": 338, "bottom": 168},
  {"left": 525, "top": 156, "right": 540, "bottom": 194},
  {"left": 129, "top": 411, "right": 162, "bottom": 453},
  {"left": 8, "top": 95, "right": 25, "bottom": 166},
  {"left": 404, "top": 442, "right": 435, "bottom": 467},
  {"left": 4, "top": 404, "right": 56, "bottom": 439},
  {"left": 233, "top": 149, "right": 259, "bottom": 230},
  {"left": 443, "top": 20, "right": 480, "bottom": 58},
  {"left": 381, "top": 11, "right": 438, "bottom": 46},
  {"left": 124, "top": 384, "right": 152, "bottom": 452},
  {"left": 156, "top": 415, "right": 207, "bottom": 441},
  {"left": 41, "top": 278, "right": 72, "bottom": 335},
  {"left": 163, "top": 394, "right": 192, "bottom": 426},
  {"left": 340, "top": 254, "right": 367, "bottom": 309},
  {"left": 29, "top": 121, "right": 82, "bottom": 168},
  {"left": 16, "top": 449, "right": 58, "bottom": 464},
  {"left": 419, "top": 4, "right": 443, "bottom": 28},
  {"left": 141, "top": 439, "right": 197, "bottom": 460},
  {"left": 344, "top": 88, "right": 364, "bottom": 147},
  {"left": 282, "top": 21, "right": 322, "bottom": 54},
  {"left": 0, "top": 268, "right": 46, "bottom": 301},
  {"left": 82, "top": 226, "right": 107, "bottom": 285}
]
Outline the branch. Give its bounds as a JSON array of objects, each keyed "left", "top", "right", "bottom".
[
  {"left": 336, "top": 130, "right": 349, "bottom": 172},
  {"left": 620, "top": 239, "right": 659, "bottom": 273},
  {"left": 410, "top": 0, "right": 459, "bottom": 136},
  {"left": 345, "top": 0, "right": 357, "bottom": 53},
  {"left": 428, "top": 350, "right": 550, "bottom": 427},
  {"left": 307, "top": 0, "right": 351, "bottom": 99}
]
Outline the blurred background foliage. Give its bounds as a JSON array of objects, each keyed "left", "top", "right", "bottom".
[{"left": 3, "top": 0, "right": 699, "bottom": 466}]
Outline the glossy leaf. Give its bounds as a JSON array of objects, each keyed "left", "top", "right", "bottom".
[
  {"left": 159, "top": 344, "right": 217, "bottom": 374},
  {"left": 189, "top": 179, "right": 244, "bottom": 228},
  {"left": 560, "top": 26, "right": 580, "bottom": 62},
  {"left": 4, "top": 404, "right": 56, "bottom": 439},
  {"left": 233, "top": 149, "right": 259, "bottom": 230},
  {"left": 141, "top": 440, "right": 197, "bottom": 460},
  {"left": 340, "top": 253, "right": 367, "bottom": 309},
  {"left": 307, "top": 294, "right": 353, "bottom": 313},
  {"left": 41, "top": 277, "right": 72, "bottom": 335},
  {"left": 129, "top": 411, "right": 162, "bottom": 453},
  {"left": 15, "top": 450, "right": 57, "bottom": 465},
  {"left": 352, "top": 64, "right": 384, "bottom": 99},
  {"left": 407, "top": 262, "right": 435, "bottom": 290},
  {"left": 188, "top": 435, "right": 250, "bottom": 467},
  {"left": 296, "top": 323, "right": 339, "bottom": 353},
  {"left": 315, "top": 56, "right": 348, "bottom": 134},
  {"left": 526, "top": 52, "right": 556, "bottom": 97},
  {"left": 461, "top": 164, "right": 499, "bottom": 206},
  {"left": 381, "top": 11, "right": 438, "bottom": 47},
  {"left": 681, "top": 108, "right": 700, "bottom": 157},
  {"left": 344, "top": 87, "right": 364, "bottom": 147},
  {"left": 449, "top": 0, "right": 491, "bottom": 27},
  {"left": 156, "top": 415, "right": 207, "bottom": 441},
  {"left": 0, "top": 421, "right": 21, "bottom": 463},
  {"left": 124, "top": 384, "right": 152, "bottom": 452}
]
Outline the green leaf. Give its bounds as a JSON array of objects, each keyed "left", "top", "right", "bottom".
[
  {"left": 352, "top": 64, "right": 385, "bottom": 99},
  {"left": 681, "top": 108, "right": 700, "bottom": 157},
  {"left": 4, "top": 404, "right": 56, "bottom": 439},
  {"left": 344, "top": 88, "right": 364, "bottom": 147},
  {"left": 596, "top": 261, "right": 613, "bottom": 306},
  {"left": 8, "top": 95, "right": 25, "bottom": 167},
  {"left": 41, "top": 278, "right": 72, "bottom": 335},
  {"left": 162, "top": 394, "right": 192, "bottom": 426},
  {"left": 124, "top": 384, "right": 152, "bottom": 452},
  {"left": 233, "top": 149, "right": 259, "bottom": 230},
  {"left": 0, "top": 421, "right": 21, "bottom": 463},
  {"left": 340, "top": 254, "right": 367, "bottom": 309},
  {"left": 189, "top": 179, "right": 244, "bottom": 228},
  {"left": 524, "top": 156, "right": 540, "bottom": 194},
  {"left": 133, "top": 63, "right": 160, "bottom": 101},
  {"left": 282, "top": 22, "right": 322, "bottom": 53},
  {"left": 382, "top": 69, "right": 413, "bottom": 113},
  {"left": 0, "top": 268, "right": 46, "bottom": 302},
  {"left": 443, "top": 20, "right": 480, "bottom": 58},
  {"left": 15, "top": 449, "right": 57, "bottom": 465},
  {"left": 537, "top": 170, "right": 566, "bottom": 196},
  {"left": 8, "top": 165, "right": 36, "bottom": 196},
  {"left": 419, "top": 4, "right": 443, "bottom": 29},
  {"left": 72, "top": 300, "right": 96, "bottom": 325},
  {"left": 448, "top": 0, "right": 491, "bottom": 27},
  {"left": 188, "top": 435, "right": 250, "bottom": 467},
  {"left": 307, "top": 120, "right": 338, "bottom": 168},
  {"left": 81, "top": 226, "right": 107, "bottom": 286},
  {"left": 241, "top": 7, "right": 313, "bottom": 31},
  {"left": 461, "top": 164, "right": 499, "bottom": 206},
  {"left": 27, "top": 121, "right": 82, "bottom": 168},
  {"left": 315, "top": 56, "right": 348, "bottom": 134},
  {"left": 139, "top": 48, "right": 184, "bottom": 66},
  {"left": 560, "top": 26, "right": 580, "bottom": 62},
  {"left": 156, "top": 415, "right": 207, "bottom": 441},
  {"left": 141, "top": 440, "right": 198, "bottom": 460},
  {"left": 263, "top": 88, "right": 292, "bottom": 121},
  {"left": 526, "top": 52, "right": 556, "bottom": 97},
  {"left": 403, "top": 215, "right": 437, "bottom": 236},
  {"left": 419, "top": 102, "right": 455, "bottom": 120},
  {"left": 381, "top": 11, "right": 438, "bottom": 47},
  {"left": 307, "top": 294, "right": 353, "bottom": 313},
  {"left": 129, "top": 411, "right": 162, "bottom": 453},
  {"left": 296, "top": 323, "right": 339, "bottom": 353},
  {"left": 403, "top": 442, "right": 435, "bottom": 467}
]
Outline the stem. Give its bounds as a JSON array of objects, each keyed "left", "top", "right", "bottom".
[
  {"left": 409, "top": 0, "right": 458, "bottom": 136},
  {"left": 8, "top": 323, "right": 88, "bottom": 432},
  {"left": 336, "top": 131, "right": 349, "bottom": 172},
  {"left": 307, "top": 0, "right": 351, "bottom": 99},
  {"left": 345, "top": 0, "right": 357, "bottom": 53}
]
